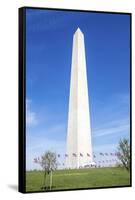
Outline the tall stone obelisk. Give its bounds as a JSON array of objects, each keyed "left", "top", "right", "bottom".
[{"left": 65, "top": 28, "right": 93, "bottom": 169}]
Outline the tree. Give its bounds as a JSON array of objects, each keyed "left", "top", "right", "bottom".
[
  {"left": 117, "top": 138, "right": 130, "bottom": 171},
  {"left": 34, "top": 151, "right": 58, "bottom": 190}
]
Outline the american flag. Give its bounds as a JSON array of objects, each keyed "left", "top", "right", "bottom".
[
  {"left": 116, "top": 152, "right": 121, "bottom": 156},
  {"left": 73, "top": 153, "right": 77, "bottom": 157},
  {"left": 100, "top": 153, "right": 104, "bottom": 156},
  {"left": 80, "top": 153, "right": 83, "bottom": 157},
  {"left": 33, "top": 158, "right": 38, "bottom": 163}
]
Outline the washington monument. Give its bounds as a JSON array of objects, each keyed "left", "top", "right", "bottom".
[{"left": 65, "top": 28, "right": 94, "bottom": 169}]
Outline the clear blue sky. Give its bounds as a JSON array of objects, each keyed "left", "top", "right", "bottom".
[{"left": 26, "top": 8, "right": 130, "bottom": 170}]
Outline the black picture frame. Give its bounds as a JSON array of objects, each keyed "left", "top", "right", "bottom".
[{"left": 19, "top": 6, "right": 132, "bottom": 193}]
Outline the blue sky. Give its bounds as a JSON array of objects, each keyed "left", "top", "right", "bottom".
[{"left": 26, "top": 8, "right": 130, "bottom": 170}]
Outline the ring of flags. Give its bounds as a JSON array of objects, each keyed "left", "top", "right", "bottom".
[
  {"left": 56, "top": 152, "right": 120, "bottom": 158},
  {"left": 34, "top": 152, "right": 120, "bottom": 167}
]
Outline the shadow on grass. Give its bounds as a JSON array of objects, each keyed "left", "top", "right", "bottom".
[{"left": 41, "top": 185, "right": 56, "bottom": 191}]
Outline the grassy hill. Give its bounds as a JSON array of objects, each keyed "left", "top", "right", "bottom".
[{"left": 26, "top": 167, "right": 130, "bottom": 192}]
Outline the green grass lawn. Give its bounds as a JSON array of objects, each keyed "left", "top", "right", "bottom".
[{"left": 26, "top": 167, "right": 130, "bottom": 192}]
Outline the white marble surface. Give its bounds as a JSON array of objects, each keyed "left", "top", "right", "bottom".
[{"left": 65, "top": 28, "right": 93, "bottom": 168}]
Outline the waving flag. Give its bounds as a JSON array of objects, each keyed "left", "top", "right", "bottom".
[
  {"left": 33, "top": 158, "right": 38, "bottom": 163},
  {"left": 73, "top": 153, "right": 77, "bottom": 157},
  {"left": 80, "top": 153, "right": 83, "bottom": 157},
  {"left": 116, "top": 152, "right": 121, "bottom": 156},
  {"left": 100, "top": 152, "right": 104, "bottom": 156}
]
